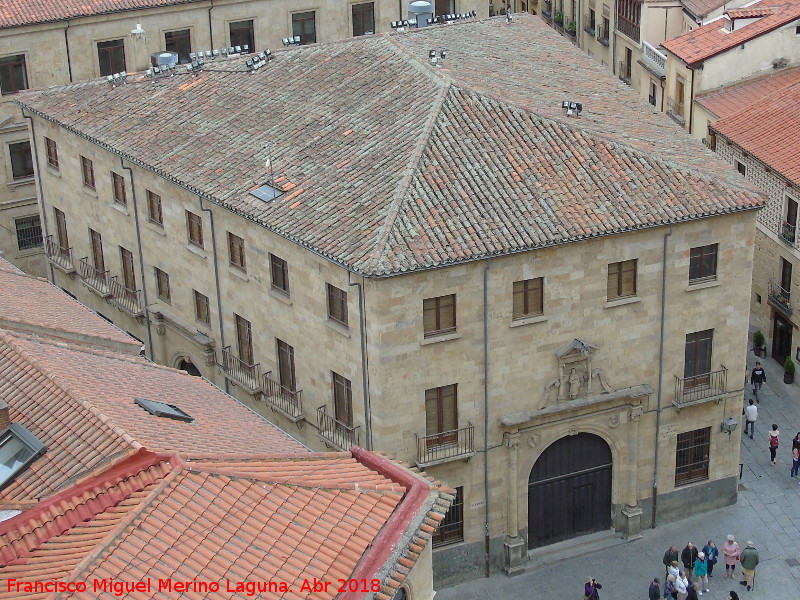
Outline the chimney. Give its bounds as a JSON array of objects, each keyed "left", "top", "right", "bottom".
[{"left": 0, "top": 399, "right": 10, "bottom": 431}]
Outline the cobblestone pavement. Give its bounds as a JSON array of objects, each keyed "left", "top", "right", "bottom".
[{"left": 435, "top": 349, "right": 800, "bottom": 599}]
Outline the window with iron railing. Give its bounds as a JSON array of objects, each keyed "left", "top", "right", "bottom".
[
  {"left": 675, "top": 427, "right": 710, "bottom": 485},
  {"left": 433, "top": 486, "right": 464, "bottom": 546},
  {"left": 14, "top": 216, "right": 42, "bottom": 251}
]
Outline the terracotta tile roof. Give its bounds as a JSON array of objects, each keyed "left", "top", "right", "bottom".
[
  {"left": 0, "top": 256, "right": 140, "bottom": 353},
  {"left": 0, "top": 0, "right": 204, "bottom": 29},
  {"left": 710, "top": 79, "right": 800, "bottom": 183},
  {"left": 0, "top": 328, "right": 305, "bottom": 507},
  {"left": 726, "top": 7, "right": 776, "bottom": 17},
  {"left": 0, "top": 449, "right": 449, "bottom": 600},
  {"left": 696, "top": 66, "right": 800, "bottom": 119},
  {"left": 17, "top": 16, "right": 764, "bottom": 277},
  {"left": 681, "top": 0, "right": 729, "bottom": 19},
  {"left": 662, "top": 0, "right": 800, "bottom": 66}
]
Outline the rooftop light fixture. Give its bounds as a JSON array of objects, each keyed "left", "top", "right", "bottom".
[{"left": 562, "top": 100, "right": 583, "bottom": 116}]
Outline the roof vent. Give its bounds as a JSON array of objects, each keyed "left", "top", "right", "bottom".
[
  {"left": 135, "top": 397, "right": 194, "bottom": 423},
  {"left": 151, "top": 51, "right": 179, "bottom": 67}
]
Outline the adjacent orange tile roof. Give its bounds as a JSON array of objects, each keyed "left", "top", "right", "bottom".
[
  {"left": 662, "top": 0, "right": 800, "bottom": 66},
  {"left": 697, "top": 66, "right": 800, "bottom": 119},
  {"left": 0, "top": 448, "right": 450, "bottom": 600},
  {"left": 726, "top": 7, "right": 776, "bottom": 17},
  {"left": 17, "top": 15, "right": 764, "bottom": 277},
  {"left": 682, "top": 0, "right": 730, "bottom": 20},
  {"left": 711, "top": 79, "right": 800, "bottom": 183},
  {"left": 0, "top": 329, "right": 305, "bottom": 507},
  {"left": 0, "top": 256, "right": 140, "bottom": 353}
]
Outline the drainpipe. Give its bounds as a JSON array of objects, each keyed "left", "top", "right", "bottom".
[
  {"left": 688, "top": 67, "right": 696, "bottom": 135},
  {"left": 21, "top": 111, "right": 55, "bottom": 283},
  {"left": 652, "top": 224, "right": 673, "bottom": 529},
  {"left": 199, "top": 196, "right": 228, "bottom": 394},
  {"left": 349, "top": 272, "right": 372, "bottom": 450},
  {"left": 119, "top": 157, "right": 155, "bottom": 360},
  {"left": 64, "top": 21, "right": 74, "bottom": 83},
  {"left": 398, "top": 0, "right": 403, "bottom": 20},
  {"left": 207, "top": 0, "right": 215, "bottom": 49},
  {"left": 483, "top": 258, "right": 491, "bottom": 578}
]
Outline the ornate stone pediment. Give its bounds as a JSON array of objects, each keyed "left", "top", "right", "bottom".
[{"left": 541, "top": 338, "right": 612, "bottom": 410}]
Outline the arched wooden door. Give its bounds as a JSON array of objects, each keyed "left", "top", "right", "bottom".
[{"left": 528, "top": 433, "right": 612, "bottom": 549}]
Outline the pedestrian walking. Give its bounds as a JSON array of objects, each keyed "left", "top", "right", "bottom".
[
  {"left": 738, "top": 541, "right": 759, "bottom": 591},
  {"left": 702, "top": 540, "right": 718, "bottom": 577},
  {"left": 675, "top": 571, "right": 689, "bottom": 600},
  {"left": 793, "top": 431, "right": 800, "bottom": 451},
  {"left": 681, "top": 542, "right": 698, "bottom": 583},
  {"left": 663, "top": 545, "right": 679, "bottom": 575},
  {"left": 694, "top": 551, "right": 709, "bottom": 595},
  {"left": 743, "top": 399, "right": 757, "bottom": 439},
  {"left": 722, "top": 535, "right": 740, "bottom": 579},
  {"left": 727, "top": 591, "right": 739, "bottom": 600},
  {"left": 750, "top": 361, "right": 766, "bottom": 401},
  {"left": 792, "top": 445, "right": 799, "bottom": 478},
  {"left": 584, "top": 577, "right": 602, "bottom": 600},
  {"left": 768, "top": 424, "right": 780, "bottom": 465},
  {"left": 649, "top": 577, "right": 661, "bottom": 600}
]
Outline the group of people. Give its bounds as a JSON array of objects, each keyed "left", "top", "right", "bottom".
[{"left": 653, "top": 537, "right": 760, "bottom": 599}]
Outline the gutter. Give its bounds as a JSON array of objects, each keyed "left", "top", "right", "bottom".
[
  {"left": 199, "top": 196, "right": 228, "bottom": 393},
  {"left": 64, "top": 21, "right": 73, "bottom": 83},
  {"left": 483, "top": 258, "right": 491, "bottom": 578},
  {"left": 688, "top": 67, "right": 696, "bottom": 135},
  {"left": 207, "top": 0, "right": 214, "bottom": 49},
  {"left": 349, "top": 272, "right": 373, "bottom": 451}
]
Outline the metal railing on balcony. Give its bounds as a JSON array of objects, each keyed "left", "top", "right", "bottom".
[
  {"left": 667, "top": 96, "right": 686, "bottom": 125},
  {"left": 616, "top": 16, "right": 640, "bottom": 42},
  {"left": 781, "top": 222, "right": 796, "bottom": 246},
  {"left": 768, "top": 280, "right": 792, "bottom": 315},
  {"left": 416, "top": 423, "right": 475, "bottom": 467},
  {"left": 618, "top": 61, "right": 632, "bottom": 84},
  {"left": 583, "top": 15, "right": 595, "bottom": 34},
  {"left": 596, "top": 24, "right": 609, "bottom": 46},
  {"left": 674, "top": 366, "right": 728, "bottom": 408},
  {"left": 44, "top": 235, "right": 74, "bottom": 273},
  {"left": 221, "top": 346, "right": 261, "bottom": 392},
  {"left": 317, "top": 405, "right": 360, "bottom": 450},
  {"left": 262, "top": 371, "right": 303, "bottom": 421},
  {"left": 642, "top": 41, "right": 666, "bottom": 76},
  {"left": 108, "top": 276, "right": 144, "bottom": 317},
  {"left": 78, "top": 257, "right": 112, "bottom": 297}
]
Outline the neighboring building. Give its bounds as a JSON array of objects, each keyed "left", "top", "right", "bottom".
[
  {"left": 18, "top": 15, "right": 764, "bottom": 584},
  {"left": 0, "top": 0, "right": 485, "bottom": 277},
  {"left": 0, "top": 255, "right": 449, "bottom": 599},
  {"left": 661, "top": 0, "right": 800, "bottom": 138},
  {"left": 704, "top": 73, "right": 800, "bottom": 368}
]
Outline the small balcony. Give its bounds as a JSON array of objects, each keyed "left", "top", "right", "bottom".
[
  {"left": 642, "top": 41, "right": 666, "bottom": 78},
  {"left": 666, "top": 96, "right": 686, "bottom": 126},
  {"left": 768, "top": 280, "right": 792, "bottom": 315},
  {"left": 781, "top": 222, "right": 796, "bottom": 246},
  {"left": 221, "top": 346, "right": 261, "bottom": 393},
  {"left": 596, "top": 24, "right": 609, "bottom": 46},
  {"left": 616, "top": 16, "right": 640, "bottom": 43},
  {"left": 262, "top": 372, "right": 303, "bottom": 422},
  {"left": 674, "top": 366, "right": 728, "bottom": 409},
  {"left": 44, "top": 235, "right": 75, "bottom": 274},
  {"left": 415, "top": 423, "right": 476, "bottom": 468},
  {"left": 618, "top": 61, "right": 632, "bottom": 85},
  {"left": 108, "top": 276, "right": 144, "bottom": 317},
  {"left": 317, "top": 405, "right": 360, "bottom": 451},
  {"left": 78, "top": 258, "right": 112, "bottom": 298}
]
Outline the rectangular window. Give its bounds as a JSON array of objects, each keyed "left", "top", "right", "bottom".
[
  {"left": 194, "top": 290, "right": 210, "bottom": 324},
  {"left": 648, "top": 81, "right": 657, "bottom": 107},
  {"left": 782, "top": 256, "right": 793, "bottom": 294},
  {"left": 154, "top": 267, "right": 170, "bottom": 303},
  {"left": 186, "top": 211, "right": 203, "bottom": 247},
  {"left": 327, "top": 283, "right": 348, "bottom": 327},
  {"left": 512, "top": 278, "right": 544, "bottom": 319},
  {"left": 0, "top": 54, "right": 27, "bottom": 95},
  {"left": 54, "top": 207, "right": 69, "bottom": 250},
  {"left": 112, "top": 172, "right": 127, "bottom": 206},
  {"left": 684, "top": 329, "right": 713, "bottom": 379},
  {"left": 435, "top": 0, "right": 455, "bottom": 14},
  {"left": 270, "top": 254, "right": 289, "bottom": 295},
  {"left": 97, "top": 39, "right": 126, "bottom": 77},
  {"left": 228, "top": 232, "right": 246, "bottom": 271},
  {"left": 433, "top": 486, "right": 464, "bottom": 546},
  {"left": 607, "top": 259, "right": 637, "bottom": 300},
  {"left": 333, "top": 371, "right": 353, "bottom": 427},
  {"left": 423, "top": 294, "right": 457, "bottom": 337},
  {"left": 147, "top": 190, "right": 163, "bottom": 226},
  {"left": 90, "top": 229, "right": 105, "bottom": 273},
  {"left": 235, "top": 314, "right": 254, "bottom": 365},
  {"left": 229, "top": 20, "right": 255, "bottom": 51},
  {"left": 120, "top": 246, "right": 136, "bottom": 290},
  {"left": 292, "top": 11, "right": 317, "bottom": 44},
  {"left": 277, "top": 339, "right": 297, "bottom": 393},
  {"left": 44, "top": 137, "right": 59, "bottom": 170},
  {"left": 352, "top": 3, "right": 375, "bottom": 36},
  {"left": 9, "top": 141, "right": 33, "bottom": 180},
  {"left": 735, "top": 160, "right": 746, "bottom": 176},
  {"left": 14, "top": 216, "right": 42, "bottom": 251},
  {"left": 81, "top": 156, "right": 95, "bottom": 189},
  {"left": 425, "top": 384, "right": 458, "bottom": 446},
  {"left": 165, "top": 29, "right": 191, "bottom": 63},
  {"left": 675, "top": 427, "right": 710, "bottom": 485},
  {"left": 689, "top": 244, "right": 718, "bottom": 283}
]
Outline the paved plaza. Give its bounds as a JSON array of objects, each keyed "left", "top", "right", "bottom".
[{"left": 436, "top": 349, "right": 800, "bottom": 599}]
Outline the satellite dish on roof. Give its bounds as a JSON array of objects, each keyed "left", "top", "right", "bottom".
[{"left": 151, "top": 52, "right": 179, "bottom": 67}]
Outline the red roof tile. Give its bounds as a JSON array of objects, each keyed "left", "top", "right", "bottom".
[{"left": 697, "top": 66, "right": 800, "bottom": 119}]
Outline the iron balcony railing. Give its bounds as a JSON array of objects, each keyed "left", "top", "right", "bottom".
[
  {"left": 262, "top": 371, "right": 303, "bottom": 420},
  {"left": 416, "top": 423, "right": 475, "bottom": 467},
  {"left": 618, "top": 61, "right": 632, "bottom": 84},
  {"left": 78, "top": 258, "right": 112, "bottom": 297},
  {"left": 674, "top": 366, "right": 728, "bottom": 407},
  {"left": 317, "top": 405, "right": 360, "bottom": 450},
  {"left": 616, "top": 15, "right": 640, "bottom": 43},
  {"left": 44, "top": 235, "right": 74, "bottom": 273},
  {"left": 596, "top": 24, "right": 609, "bottom": 46},
  {"left": 667, "top": 96, "right": 686, "bottom": 125},
  {"left": 221, "top": 346, "right": 261, "bottom": 392},
  {"left": 642, "top": 40, "right": 666, "bottom": 76},
  {"left": 768, "top": 280, "right": 792, "bottom": 315},
  {"left": 108, "top": 276, "right": 144, "bottom": 317},
  {"left": 583, "top": 15, "right": 595, "bottom": 34},
  {"left": 781, "top": 222, "right": 796, "bottom": 246}
]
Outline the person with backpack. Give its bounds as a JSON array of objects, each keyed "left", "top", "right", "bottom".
[{"left": 768, "top": 424, "right": 780, "bottom": 465}]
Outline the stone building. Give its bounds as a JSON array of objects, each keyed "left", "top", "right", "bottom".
[
  {"left": 0, "top": 0, "right": 484, "bottom": 278},
  {"left": 18, "top": 15, "right": 764, "bottom": 584}
]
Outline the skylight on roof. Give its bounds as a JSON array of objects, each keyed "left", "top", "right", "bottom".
[
  {"left": 0, "top": 424, "right": 45, "bottom": 492},
  {"left": 250, "top": 183, "right": 283, "bottom": 202},
  {"left": 135, "top": 398, "right": 194, "bottom": 423}
]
